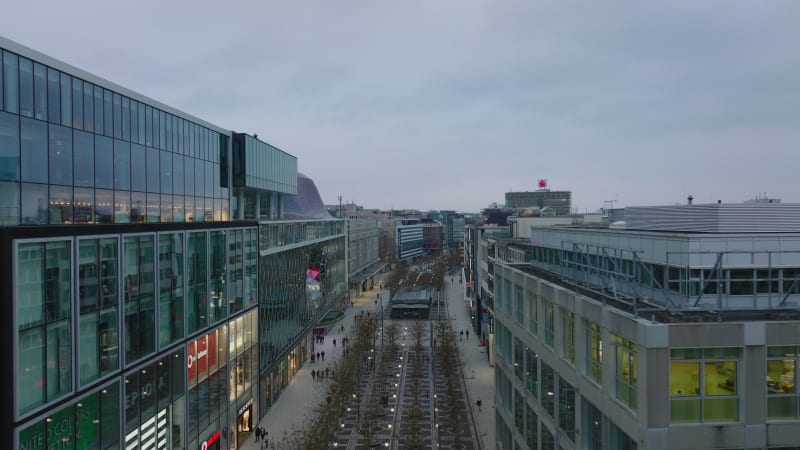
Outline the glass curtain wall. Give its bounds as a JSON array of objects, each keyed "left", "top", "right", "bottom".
[
  {"left": 123, "top": 235, "right": 156, "bottom": 364},
  {"left": 0, "top": 47, "right": 230, "bottom": 226},
  {"left": 187, "top": 326, "right": 228, "bottom": 450},
  {"left": 258, "top": 237, "right": 345, "bottom": 370},
  {"left": 78, "top": 237, "right": 119, "bottom": 386},
  {"left": 159, "top": 233, "right": 185, "bottom": 348},
  {"left": 125, "top": 350, "right": 185, "bottom": 450},
  {"left": 16, "top": 240, "right": 72, "bottom": 417},
  {"left": 187, "top": 231, "right": 208, "bottom": 334},
  {"left": 18, "top": 381, "right": 120, "bottom": 450}
]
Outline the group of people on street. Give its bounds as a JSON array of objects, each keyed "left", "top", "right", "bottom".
[
  {"left": 254, "top": 425, "right": 269, "bottom": 448},
  {"left": 310, "top": 367, "right": 334, "bottom": 380},
  {"left": 460, "top": 329, "right": 470, "bottom": 340}
]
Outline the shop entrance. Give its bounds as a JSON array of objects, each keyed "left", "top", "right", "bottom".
[{"left": 237, "top": 405, "right": 253, "bottom": 443}]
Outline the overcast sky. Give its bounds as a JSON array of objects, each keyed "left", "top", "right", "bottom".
[{"left": 3, "top": 1, "right": 799, "bottom": 212}]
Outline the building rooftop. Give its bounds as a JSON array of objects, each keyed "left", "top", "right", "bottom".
[{"left": 509, "top": 263, "right": 800, "bottom": 324}]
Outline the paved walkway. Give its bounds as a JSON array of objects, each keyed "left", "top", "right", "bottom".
[{"left": 239, "top": 271, "right": 496, "bottom": 450}]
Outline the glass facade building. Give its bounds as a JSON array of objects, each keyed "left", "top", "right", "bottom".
[{"left": 1, "top": 35, "right": 346, "bottom": 450}]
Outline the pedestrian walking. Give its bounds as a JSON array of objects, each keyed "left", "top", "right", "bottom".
[
  {"left": 311, "top": 369, "right": 316, "bottom": 380},
  {"left": 333, "top": 339, "right": 337, "bottom": 348},
  {"left": 466, "top": 330, "right": 469, "bottom": 340},
  {"left": 311, "top": 353, "right": 315, "bottom": 363},
  {"left": 460, "top": 330, "right": 464, "bottom": 340},
  {"left": 321, "top": 351, "right": 325, "bottom": 361},
  {"left": 255, "top": 426, "right": 261, "bottom": 441},
  {"left": 316, "top": 352, "right": 320, "bottom": 361},
  {"left": 325, "top": 367, "right": 330, "bottom": 377}
]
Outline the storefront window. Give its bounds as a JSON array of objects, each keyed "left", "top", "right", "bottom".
[
  {"left": 18, "top": 381, "right": 119, "bottom": 450},
  {"left": 767, "top": 346, "right": 799, "bottom": 420},
  {"left": 670, "top": 348, "right": 740, "bottom": 423},
  {"left": 125, "top": 352, "right": 182, "bottom": 449},
  {"left": 613, "top": 334, "right": 637, "bottom": 411}
]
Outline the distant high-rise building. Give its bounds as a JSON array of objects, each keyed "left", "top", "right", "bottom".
[{"left": 505, "top": 186, "right": 572, "bottom": 215}]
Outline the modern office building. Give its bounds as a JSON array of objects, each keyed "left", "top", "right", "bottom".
[
  {"left": 505, "top": 189, "right": 572, "bottom": 216},
  {"left": 396, "top": 219, "right": 424, "bottom": 261},
  {"left": 344, "top": 212, "right": 383, "bottom": 296},
  {"left": 421, "top": 219, "right": 443, "bottom": 253},
  {"left": 491, "top": 202, "right": 800, "bottom": 449},
  {"left": 0, "top": 35, "right": 345, "bottom": 450}
]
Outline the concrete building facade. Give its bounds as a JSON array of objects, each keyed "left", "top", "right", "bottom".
[{"left": 492, "top": 204, "right": 800, "bottom": 449}]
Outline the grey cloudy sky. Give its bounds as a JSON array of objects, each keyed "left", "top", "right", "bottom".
[{"left": 3, "top": 1, "right": 799, "bottom": 212}]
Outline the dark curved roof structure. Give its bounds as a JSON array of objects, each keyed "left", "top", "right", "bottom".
[{"left": 282, "top": 172, "right": 334, "bottom": 220}]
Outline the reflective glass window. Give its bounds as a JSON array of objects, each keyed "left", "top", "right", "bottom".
[
  {"left": 131, "top": 191, "right": 145, "bottom": 223},
  {"left": 93, "top": 85, "right": 103, "bottom": 134},
  {"left": 95, "top": 135, "right": 113, "bottom": 189},
  {"left": 48, "top": 123, "right": 72, "bottom": 186},
  {"left": 166, "top": 114, "right": 173, "bottom": 151},
  {"left": 130, "top": 143, "right": 146, "bottom": 192},
  {"left": 33, "top": 63, "right": 47, "bottom": 120},
  {"left": 3, "top": 50, "right": 19, "bottom": 113},
  {"left": 145, "top": 147, "right": 159, "bottom": 193},
  {"left": 159, "top": 110, "right": 165, "bottom": 150},
  {"left": 112, "top": 93, "right": 121, "bottom": 139},
  {"left": 49, "top": 184, "right": 73, "bottom": 224},
  {"left": 159, "top": 150, "right": 172, "bottom": 194},
  {"left": 16, "top": 241, "right": 72, "bottom": 415},
  {"left": 73, "top": 187, "right": 93, "bottom": 224},
  {"left": 73, "top": 130, "right": 94, "bottom": 187},
  {"left": 121, "top": 96, "right": 130, "bottom": 141},
  {"left": 103, "top": 89, "right": 112, "bottom": 137},
  {"left": 60, "top": 72, "right": 71, "bottom": 127},
  {"left": 115, "top": 190, "right": 130, "bottom": 224},
  {"left": 210, "top": 231, "right": 226, "bottom": 323},
  {"left": 95, "top": 189, "right": 113, "bottom": 224},
  {"left": 21, "top": 182, "right": 48, "bottom": 224},
  {"left": 78, "top": 238, "right": 119, "bottom": 385},
  {"left": 614, "top": 335, "right": 638, "bottom": 411},
  {"left": 82, "top": 80, "right": 93, "bottom": 133},
  {"left": 21, "top": 116, "right": 47, "bottom": 183},
  {"left": 47, "top": 68, "right": 60, "bottom": 123},
  {"left": 0, "top": 111, "right": 19, "bottom": 180},
  {"left": 146, "top": 192, "right": 159, "bottom": 223},
  {"left": 19, "top": 57, "right": 33, "bottom": 117},
  {"left": 137, "top": 102, "right": 145, "bottom": 144},
  {"left": 187, "top": 231, "right": 208, "bottom": 333},
  {"left": 129, "top": 99, "right": 138, "bottom": 143},
  {"left": 71, "top": 77, "right": 82, "bottom": 129},
  {"left": 173, "top": 195, "right": 185, "bottom": 223},
  {"left": 185, "top": 157, "right": 195, "bottom": 196},
  {"left": 670, "top": 348, "right": 740, "bottom": 423},
  {"left": 184, "top": 196, "right": 194, "bottom": 223},
  {"left": 0, "top": 180, "right": 19, "bottom": 224},
  {"left": 160, "top": 194, "right": 172, "bottom": 223},
  {"left": 124, "top": 235, "right": 156, "bottom": 363},
  {"left": 113, "top": 139, "right": 130, "bottom": 190},
  {"left": 145, "top": 105, "right": 152, "bottom": 147},
  {"left": 159, "top": 233, "right": 185, "bottom": 347},
  {"left": 173, "top": 154, "right": 184, "bottom": 195}
]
